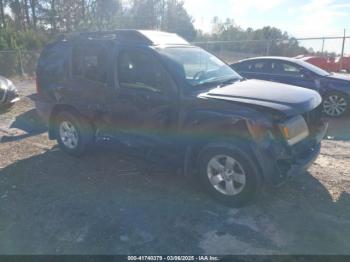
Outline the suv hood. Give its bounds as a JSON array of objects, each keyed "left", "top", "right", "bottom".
[{"left": 201, "top": 79, "right": 322, "bottom": 116}]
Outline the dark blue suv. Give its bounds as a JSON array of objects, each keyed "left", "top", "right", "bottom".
[
  {"left": 231, "top": 57, "right": 350, "bottom": 117},
  {"left": 36, "top": 30, "right": 327, "bottom": 206}
]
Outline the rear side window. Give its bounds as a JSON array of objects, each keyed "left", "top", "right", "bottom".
[
  {"left": 271, "top": 61, "right": 303, "bottom": 77},
  {"left": 247, "top": 61, "right": 271, "bottom": 73},
  {"left": 72, "top": 45, "right": 108, "bottom": 83}
]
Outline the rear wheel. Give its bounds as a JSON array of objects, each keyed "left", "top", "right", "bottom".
[
  {"left": 55, "top": 111, "right": 93, "bottom": 156},
  {"left": 323, "top": 93, "right": 348, "bottom": 117},
  {"left": 198, "top": 145, "right": 261, "bottom": 207}
]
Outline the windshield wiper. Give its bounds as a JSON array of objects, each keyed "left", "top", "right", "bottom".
[
  {"left": 218, "top": 77, "right": 241, "bottom": 87},
  {"left": 193, "top": 77, "right": 241, "bottom": 87}
]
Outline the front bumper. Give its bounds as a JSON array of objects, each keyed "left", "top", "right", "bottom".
[
  {"left": 9, "top": 97, "right": 20, "bottom": 104},
  {"left": 254, "top": 121, "right": 328, "bottom": 186},
  {"left": 285, "top": 122, "right": 328, "bottom": 179},
  {"left": 0, "top": 90, "right": 20, "bottom": 107}
]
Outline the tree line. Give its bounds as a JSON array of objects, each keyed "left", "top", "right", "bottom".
[
  {"left": 197, "top": 18, "right": 311, "bottom": 57},
  {"left": 0, "top": 0, "right": 311, "bottom": 57},
  {"left": 0, "top": 0, "right": 196, "bottom": 50}
]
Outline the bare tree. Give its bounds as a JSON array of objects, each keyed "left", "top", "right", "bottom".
[
  {"left": 23, "top": 0, "right": 31, "bottom": 28},
  {"left": 0, "top": 0, "right": 5, "bottom": 28},
  {"left": 50, "top": 0, "right": 56, "bottom": 32},
  {"left": 81, "top": 0, "right": 85, "bottom": 20},
  {"left": 29, "top": 0, "right": 37, "bottom": 29}
]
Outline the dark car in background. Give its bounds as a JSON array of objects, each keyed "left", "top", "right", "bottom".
[
  {"left": 0, "top": 76, "right": 19, "bottom": 110},
  {"left": 231, "top": 57, "right": 350, "bottom": 117},
  {"left": 36, "top": 30, "right": 327, "bottom": 206}
]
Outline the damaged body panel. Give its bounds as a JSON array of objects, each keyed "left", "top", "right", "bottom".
[{"left": 178, "top": 86, "right": 326, "bottom": 186}]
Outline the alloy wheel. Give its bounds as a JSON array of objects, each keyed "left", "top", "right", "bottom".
[
  {"left": 59, "top": 121, "right": 79, "bottom": 149},
  {"left": 323, "top": 95, "right": 348, "bottom": 117},
  {"left": 207, "top": 155, "right": 246, "bottom": 196}
]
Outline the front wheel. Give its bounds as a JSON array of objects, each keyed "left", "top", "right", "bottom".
[
  {"left": 198, "top": 146, "right": 261, "bottom": 207},
  {"left": 55, "top": 111, "right": 93, "bottom": 156},
  {"left": 323, "top": 93, "right": 349, "bottom": 117}
]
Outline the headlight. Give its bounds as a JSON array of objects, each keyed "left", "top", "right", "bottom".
[{"left": 279, "top": 115, "right": 309, "bottom": 146}]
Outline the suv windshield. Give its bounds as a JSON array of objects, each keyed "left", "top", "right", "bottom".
[{"left": 158, "top": 47, "right": 242, "bottom": 87}]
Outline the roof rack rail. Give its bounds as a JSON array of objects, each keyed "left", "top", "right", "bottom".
[
  {"left": 78, "top": 29, "right": 153, "bottom": 45},
  {"left": 55, "top": 30, "right": 190, "bottom": 46},
  {"left": 79, "top": 31, "right": 119, "bottom": 39},
  {"left": 55, "top": 31, "right": 117, "bottom": 42}
]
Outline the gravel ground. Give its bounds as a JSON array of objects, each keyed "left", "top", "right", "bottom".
[{"left": 0, "top": 80, "right": 349, "bottom": 255}]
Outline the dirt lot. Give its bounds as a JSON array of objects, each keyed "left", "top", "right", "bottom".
[{"left": 0, "top": 80, "right": 350, "bottom": 255}]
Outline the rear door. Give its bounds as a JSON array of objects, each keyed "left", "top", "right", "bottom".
[
  {"left": 62, "top": 41, "right": 112, "bottom": 116},
  {"left": 36, "top": 42, "right": 70, "bottom": 100}
]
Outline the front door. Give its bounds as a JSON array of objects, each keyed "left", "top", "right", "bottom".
[{"left": 108, "top": 47, "right": 180, "bottom": 162}]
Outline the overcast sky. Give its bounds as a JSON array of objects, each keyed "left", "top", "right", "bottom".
[{"left": 183, "top": 0, "right": 350, "bottom": 53}]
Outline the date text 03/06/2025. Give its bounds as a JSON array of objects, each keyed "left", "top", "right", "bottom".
[{"left": 127, "top": 256, "right": 221, "bottom": 261}]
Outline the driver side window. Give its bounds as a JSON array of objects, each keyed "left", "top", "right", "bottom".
[
  {"left": 117, "top": 49, "right": 171, "bottom": 93},
  {"left": 172, "top": 49, "right": 225, "bottom": 81}
]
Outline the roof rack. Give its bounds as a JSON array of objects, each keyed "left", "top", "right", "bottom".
[{"left": 56, "top": 30, "right": 190, "bottom": 46}]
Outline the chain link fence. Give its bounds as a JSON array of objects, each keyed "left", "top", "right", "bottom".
[
  {"left": 194, "top": 36, "right": 350, "bottom": 71},
  {"left": 194, "top": 40, "right": 270, "bottom": 63},
  {"left": 0, "top": 50, "right": 40, "bottom": 78},
  {"left": 0, "top": 36, "right": 349, "bottom": 77}
]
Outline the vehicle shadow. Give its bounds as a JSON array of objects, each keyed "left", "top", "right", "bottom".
[
  {"left": 0, "top": 148, "right": 349, "bottom": 255},
  {"left": 0, "top": 109, "right": 47, "bottom": 143},
  {"left": 0, "top": 105, "right": 14, "bottom": 115},
  {"left": 324, "top": 115, "right": 350, "bottom": 141}
]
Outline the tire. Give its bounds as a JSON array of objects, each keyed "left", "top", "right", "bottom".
[
  {"left": 323, "top": 92, "right": 349, "bottom": 118},
  {"left": 55, "top": 111, "right": 93, "bottom": 157},
  {"left": 198, "top": 145, "right": 261, "bottom": 207}
]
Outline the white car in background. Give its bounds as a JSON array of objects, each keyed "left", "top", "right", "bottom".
[{"left": 0, "top": 76, "right": 19, "bottom": 110}]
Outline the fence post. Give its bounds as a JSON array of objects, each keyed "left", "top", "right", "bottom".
[
  {"left": 265, "top": 40, "right": 270, "bottom": 56},
  {"left": 220, "top": 41, "right": 224, "bottom": 59},
  {"left": 339, "top": 29, "right": 346, "bottom": 72},
  {"left": 18, "top": 49, "right": 24, "bottom": 76},
  {"left": 321, "top": 38, "right": 325, "bottom": 56}
]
